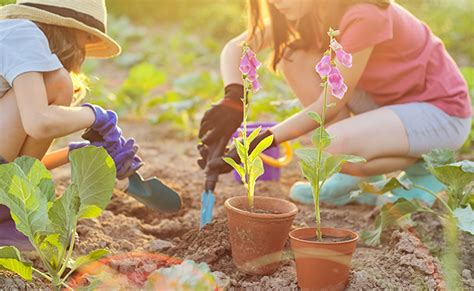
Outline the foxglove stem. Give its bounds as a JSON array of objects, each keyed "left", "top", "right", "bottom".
[
  {"left": 314, "top": 81, "right": 329, "bottom": 241},
  {"left": 242, "top": 78, "right": 252, "bottom": 210}
]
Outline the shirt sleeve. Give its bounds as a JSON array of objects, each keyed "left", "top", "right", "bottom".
[
  {"left": 338, "top": 4, "right": 393, "bottom": 54},
  {"left": 0, "top": 21, "right": 63, "bottom": 85}
]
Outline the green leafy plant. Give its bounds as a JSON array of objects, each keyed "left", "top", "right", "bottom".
[
  {"left": 224, "top": 44, "right": 274, "bottom": 210},
  {"left": 0, "top": 147, "right": 116, "bottom": 290},
  {"left": 359, "top": 149, "right": 473, "bottom": 290},
  {"left": 295, "top": 28, "right": 365, "bottom": 240}
]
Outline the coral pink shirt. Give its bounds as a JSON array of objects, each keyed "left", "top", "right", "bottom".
[{"left": 338, "top": 3, "right": 472, "bottom": 118}]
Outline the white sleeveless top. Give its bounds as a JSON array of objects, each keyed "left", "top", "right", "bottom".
[{"left": 0, "top": 19, "right": 62, "bottom": 97}]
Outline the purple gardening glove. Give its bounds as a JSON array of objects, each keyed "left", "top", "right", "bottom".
[
  {"left": 106, "top": 136, "right": 144, "bottom": 179},
  {"left": 69, "top": 138, "right": 143, "bottom": 180},
  {"left": 82, "top": 104, "right": 122, "bottom": 146},
  {"left": 81, "top": 128, "right": 144, "bottom": 180},
  {"left": 68, "top": 141, "right": 90, "bottom": 152}
]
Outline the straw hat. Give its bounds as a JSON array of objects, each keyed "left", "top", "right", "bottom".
[{"left": 0, "top": 0, "right": 121, "bottom": 58}]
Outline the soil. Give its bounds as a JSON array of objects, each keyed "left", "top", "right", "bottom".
[
  {"left": 301, "top": 235, "right": 354, "bottom": 243},
  {"left": 247, "top": 209, "right": 282, "bottom": 215},
  {"left": 0, "top": 122, "right": 473, "bottom": 290}
]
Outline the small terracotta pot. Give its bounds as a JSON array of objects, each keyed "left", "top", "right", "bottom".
[
  {"left": 225, "top": 196, "right": 298, "bottom": 275},
  {"left": 289, "top": 227, "right": 358, "bottom": 291}
]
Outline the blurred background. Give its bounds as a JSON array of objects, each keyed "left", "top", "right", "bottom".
[{"left": 0, "top": 0, "right": 473, "bottom": 152}]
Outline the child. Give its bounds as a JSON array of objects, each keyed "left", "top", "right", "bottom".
[
  {"left": 198, "top": 0, "right": 471, "bottom": 206},
  {"left": 0, "top": 0, "right": 142, "bottom": 250}
]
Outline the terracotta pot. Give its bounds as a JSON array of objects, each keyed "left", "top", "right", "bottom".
[
  {"left": 289, "top": 227, "right": 358, "bottom": 291},
  {"left": 225, "top": 196, "right": 298, "bottom": 275}
]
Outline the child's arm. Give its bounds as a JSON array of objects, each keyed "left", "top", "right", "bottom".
[
  {"left": 270, "top": 46, "right": 375, "bottom": 143},
  {"left": 13, "top": 72, "right": 95, "bottom": 140}
]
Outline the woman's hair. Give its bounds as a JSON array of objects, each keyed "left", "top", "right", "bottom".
[
  {"left": 34, "top": 22, "right": 87, "bottom": 103},
  {"left": 248, "top": 0, "right": 391, "bottom": 70}
]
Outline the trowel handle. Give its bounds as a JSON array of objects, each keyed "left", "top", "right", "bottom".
[
  {"left": 41, "top": 147, "right": 69, "bottom": 170},
  {"left": 204, "top": 137, "right": 229, "bottom": 192}
]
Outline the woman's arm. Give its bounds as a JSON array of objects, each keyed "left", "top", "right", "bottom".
[
  {"left": 220, "top": 26, "right": 272, "bottom": 86},
  {"left": 271, "top": 46, "right": 374, "bottom": 143},
  {"left": 13, "top": 72, "right": 95, "bottom": 140}
]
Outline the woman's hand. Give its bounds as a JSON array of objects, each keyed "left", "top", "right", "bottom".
[{"left": 206, "top": 129, "right": 276, "bottom": 175}]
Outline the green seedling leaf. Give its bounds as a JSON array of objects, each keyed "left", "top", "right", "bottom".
[
  {"left": 311, "top": 127, "right": 331, "bottom": 150},
  {"left": 48, "top": 184, "right": 80, "bottom": 249},
  {"left": 234, "top": 139, "right": 247, "bottom": 167},
  {"left": 295, "top": 148, "right": 319, "bottom": 182},
  {"left": 327, "top": 103, "right": 337, "bottom": 108},
  {"left": 70, "top": 147, "right": 116, "bottom": 219},
  {"left": 247, "top": 126, "right": 261, "bottom": 146},
  {"left": 68, "top": 249, "right": 109, "bottom": 273},
  {"left": 454, "top": 205, "right": 474, "bottom": 235},
  {"left": 359, "top": 177, "right": 412, "bottom": 195},
  {"left": 308, "top": 112, "right": 322, "bottom": 124},
  {"left": 361, "top": 199, "right": 432, "bottom": 246},
  {"left": 429, "top": 161, "right": 474, "bottom": 190},
  {"left": 14, "top": 157, "right": 55, "bottom": 202},
  {"left": 0, "top": 163, "right": 49, "bottom": 239},
  {"left": 422, "top": 149, "right": 456, "bottom": 168},
  {"left": 38, "top": 233, "right": 63, "bottom": 270},
  {"left": 223, "top": 157, "right": 244, "bottom": 179},
  {"left": 249, "top": 134, "right": 274, "bottom": 162},
  {"left": 322, "top": 154, "right": 365, "bottom": 181},
  {"left": 247, "top": 157, "right": 265, "bottom": 208},
  {"left": 0, "top": 246, "right": 32, "bottom": 281}
]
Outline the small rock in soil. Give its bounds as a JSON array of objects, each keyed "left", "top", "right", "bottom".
[
  {"left": 462, "top": 269, "right": 472, "bottom": 280},
  {"left": 147, "top": 239, "right": 175, "bottom": 252}
]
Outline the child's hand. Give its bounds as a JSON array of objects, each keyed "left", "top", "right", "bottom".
[
  {"left": 82, "top": 104, "right": 122, "bottom": 146},
  {"left": 80, "top": 126, "right": 144, "bottom": 180}
]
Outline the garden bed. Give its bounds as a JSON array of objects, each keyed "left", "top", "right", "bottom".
[{"left": 0, "top": 122, "right": 472, "bottom": 289}]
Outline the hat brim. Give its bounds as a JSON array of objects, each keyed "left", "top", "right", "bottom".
[{"left": 0, "top": 4, "right": 121, "bottom": 59}]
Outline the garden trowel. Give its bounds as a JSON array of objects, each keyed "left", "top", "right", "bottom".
[
  {"left": 41, "top": 147, "right": 182, "bottom": 213},
  {"left": 200, "top": 137, "right": 228, "bottom": 228}
]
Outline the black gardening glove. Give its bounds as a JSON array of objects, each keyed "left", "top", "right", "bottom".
[
  {"left": 207, "top": 129, "right": 277, "bottom": 175},
  {"left": 198, "top": 84, "right": 244, "bottom": 169}
]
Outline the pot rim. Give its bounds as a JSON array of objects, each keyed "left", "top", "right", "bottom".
[
  {"left": 225, "top": 196, "right": 298, "bottom": 219},
  {"left": 289, "top": 227, "right": 359, "bottom": 245}
]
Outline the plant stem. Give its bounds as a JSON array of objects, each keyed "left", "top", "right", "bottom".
[
  {"left": 242, "top": 77, "right": 252, "bottom": 210},
  {"left": 313, "top": 82, "right": 329, "bottom": 241},
  {"left": 58, "top": 225, "right": 77, "bottom": 278},
  {"left": 441, "top": 215, "right": 462, "bottom": 290},
  {"left": 33, "top": 268, "right": 73, "bottom": 290},
  {"left": 412, "top": 185, "right": 454, "bottom": 216}
]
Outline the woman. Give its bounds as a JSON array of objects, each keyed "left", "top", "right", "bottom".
[
  {"left": 198, "top": 0, "right": 471, "bottom": 206},
  {"left": 0, "top": 0, "right": 142, "bottom": 250}
]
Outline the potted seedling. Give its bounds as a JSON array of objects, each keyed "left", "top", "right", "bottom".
[
  {"left": 289, "top": 28, "right": 365, "bottom": 290},
  {"left": 224, "top": 44, "right": 298, "bottom": 275},
  {"left": 0, "top": 147, "right": 116, "bottom": 290}
]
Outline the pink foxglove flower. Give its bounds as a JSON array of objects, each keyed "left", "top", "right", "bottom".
[
  {"left": 331, "top": 83, "right": 347, "bottom": 99},
  {"left": 315, "top": 54, "right": 332, "bottom": 78},
  {"left": 246, "top": 49, "right": 261, "bottom": 70},
  {"left": 241, "top": 46, "right": 261, "bottom": 93},
  {"left": 252, "top": 80, "right": 261, "bottom": 92},
  {"left": 328, "top": 67, "right": 346, "bottom": 99},
  {"left": 239, "top": 54, "right": 252, "bottom": 75},
  {"left": 331, "top": 39, "right": 352, "bottom": 68},
  {"left": 335, "top": 49, "right": 352, "bottom": 68}
]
